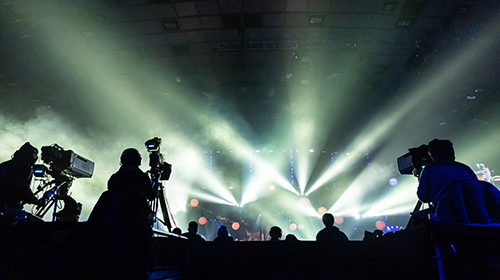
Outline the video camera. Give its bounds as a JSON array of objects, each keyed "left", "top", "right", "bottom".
[
  {"left": 397, "top": 144, "right": 433, "bottom": 175},
  {"left": 145, "top": 137, "right": 172, "bottom": 181},
  {"left": 31, "top": 144, "right": 94, "bottom": 221},
  {"left": 33, "top": 144, "right": 94, "bottom": 180}
]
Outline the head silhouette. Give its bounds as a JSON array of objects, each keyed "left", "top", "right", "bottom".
[
  {"left": 322, "top": 213, "right": 335, "bottom": 227},
  {"left": 120, "top": 148, "right": 142, "bottom": 166},
  {"left": 269, "top": 226, "right": 282, "bottom": 240},
  {"left": 428, "top": 139, "right": 455, "bottom": 161},
  {"left": 188, "top": 221, "right": 198, "bottom": 234},
  {"left": 14, "top": 142, "right": 38, "bottom": 166},
  {"left": 217, "top": 225, "right": 229, "bottom": 237},
  {"left": 285, "top": 234, "right": 299, "bottom": 242}
]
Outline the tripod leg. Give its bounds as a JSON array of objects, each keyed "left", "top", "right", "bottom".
[{"left": 158, "top": 188, "right": 172, "bottom": 232}]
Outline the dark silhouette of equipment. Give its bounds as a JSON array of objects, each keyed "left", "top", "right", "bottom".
[
  {"left": 32, "top": 144, "right": 93, "bottom": 221},
  {"left": 145, "top": 137, "right": 174, "bottom": 232}
]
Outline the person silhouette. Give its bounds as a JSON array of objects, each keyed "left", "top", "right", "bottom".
[
  {"left": 285, "top": 234, "right": 299, "bottom": 242},
  {"left": 88, "top": 148, "right": 157, "bottom": 280},
  {"left": 316, "top": 213, "right": 349, "bottom": 242},
  {"left": 269, "top": 226, "right": 282, "bottom": 242},
  {"left": 213, "top": 225, "right": 233, "bottom": 243},
  {"left": 0, "top": 142, "right": 44, "bottom": 222},
  {"left": 182, "top": 221, "right": 206, "bottom": 242}
]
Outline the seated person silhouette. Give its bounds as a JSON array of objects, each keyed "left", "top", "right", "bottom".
[
  {"left": 269, "top": 226, "right": 282, "bottom": 242},
  {"left": 172, "top": 227, "right": 182, "bottom": 236},
  {"left": 213, "top": 225, "right": 233, "bottom": 243},
  {"left": 182, "top": 221, "right": 206, "bottom": 242},
  {"left": 316, "top": 213, "right": 349, "bottom": 242},
  {"left": 285, "top": 234, "right": 299, "bottom": 242}
]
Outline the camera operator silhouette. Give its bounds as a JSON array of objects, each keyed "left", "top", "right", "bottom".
[
  {"left": 414, "top": 139, "right": 500, "bottom": 224},
  {"left": 0, "top": 142, "right": 45, "bottom": 223},
  {"left": 88, "top": 148, "right": 158, "bottom": 280}
]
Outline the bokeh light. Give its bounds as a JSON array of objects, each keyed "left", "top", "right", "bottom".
[
  {"left": 298, "top": 197, "right": 311, "bottom": 207},
  {"left": 232, "top": 222, "right": 240, "bottom": 231},
  {"left": 190, "top": 199, "right": 199, "bottom": 207},
  {"left": 198, "top": 216, "right": 207, "bottom": 225},
  {"left": 334, "top": 216, "right": 344, "bottom": 225},
  {"left": 376, "top": 220, "right": 386, "bottom": 230},
  {"left": 389, "top": 178, "right": 398, "bottom": 186},
  {"left": 289, "top": 223, "right": 297, "bottom": 231},
  {"left": 317, "top": 206, "right": 328, "bottom": 216}
]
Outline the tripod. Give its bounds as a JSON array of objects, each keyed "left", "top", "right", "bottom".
[
  {"left": 34, "top": 178, "right": 72, "bottom": 221},
  {"left": 150, "top": 175, "right": 173, "bottom": 232}
]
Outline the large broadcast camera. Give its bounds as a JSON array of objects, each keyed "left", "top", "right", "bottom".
[
  {"left": 32, "top": 144, "right": 94, "bottom": 221},
  {"left": 397, "top": 144, "right": 434, "bottom": 175}
]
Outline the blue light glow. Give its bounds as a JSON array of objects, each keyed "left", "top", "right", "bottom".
[{"left": 389, "top": 178, "right": 398, "bottom": 186}]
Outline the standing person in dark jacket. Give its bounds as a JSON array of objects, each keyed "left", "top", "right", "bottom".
[
  {"left": 88, "top": 148, "right": 157, "bottom": 280},
  {"left": 0, "top": 142, "right": 43, "bottom": 221},
  {"left": 316, "top": 213, "right": 349, "bottom": 242}
]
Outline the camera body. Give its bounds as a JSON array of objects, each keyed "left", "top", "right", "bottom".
[
  {"left": 397, "top": 144, "right": 433, "bottom": 175},
  {"left": 145, "top": 137, "right": 172, "bottom": 181},
  {"left": 38, "top": 144, "right": 94, "bottom": 178}
]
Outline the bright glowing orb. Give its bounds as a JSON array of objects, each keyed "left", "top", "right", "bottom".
[
  {"left": 389, "top": 178, "right": 398, "bottom": 186},
  {"left": 270, "top": 185, "right": 275, "bottom": 190},
  {"left": 334, "top": 216, "right": 344, "bottom": 225},
  {"left": 298, "top": 224, "right": 305, "bottom": 230},
  {"left": 198, "top": 216, "right": 207, "bottom": 225},
  {"left": 232, "top": 222, "right": 240, "bottom": 230},
  {"left": 376, "top": 220, "right": 386, "bottom": 230},
  {"left": 317, "top": 206, "right": 328, "bottom": 215},
  {"left": 298, "top": 197, "right": 310, "bottom": 207},
  {"left": 289, "top": 223, "right": 297, "bottom": 231},
  {"left": 190, "top": 199, "right": 199, "bottom": 207}
]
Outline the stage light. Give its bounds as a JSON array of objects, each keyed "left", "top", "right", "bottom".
[
  {"left": 232, "top": 222, "right": 240, "bottom": 230},
  {"left": 198, "top": 216, "right": 207, "bottom": 225},
  {"left": 270, "top": 185, "right": 275, "bottom": 190},
  {"left": 190, "top": 199, "right": 199, "bottom": 207},
  {"left": 298, "top": 197, "right": 310, "bottom": 207},
  {"left": 376, "top": 220, "right": 386, "bottom": 230},
  {"left": 298, "top": 224, "right": 305, "bottom": 230},
  {"left": 309, "top": 149, "right": 314, "bottom": 153},
  {"left": 289, "top": 223, "right": 297, "bottom": 231}
]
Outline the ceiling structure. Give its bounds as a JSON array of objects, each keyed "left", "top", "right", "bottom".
[
  {"left": 1, "top": 0, "right": 500, "bottom": 238},
  {"left": 2, "top": 0, "right": 499, "bottom": 143}
]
